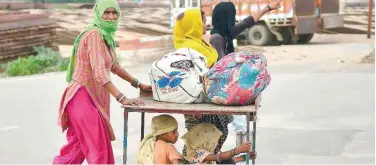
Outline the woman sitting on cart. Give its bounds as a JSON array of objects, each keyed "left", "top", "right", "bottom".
[
  {"left": 53, "top": 0, "right": 151, "bottom": 164},
  {"left": 173, "top": 8, "right": 234, "bottom": 162}
]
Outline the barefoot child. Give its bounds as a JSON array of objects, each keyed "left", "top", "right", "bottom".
[
  {"left": 182, "top": 123, "right": 256, "bottom": 164},
  {"left": 136, "top": 114, "right": 181, "bottom": 164}
]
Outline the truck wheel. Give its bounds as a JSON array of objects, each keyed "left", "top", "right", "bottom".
[
  {"left": 247, "top": 24, "right": 272, "bottom": 46},
  {"left": 278, "top": 27, "right": 296, "bottom": 45},
  {"left": 297, "top": 34, "right": 314, "bottom": 44}
]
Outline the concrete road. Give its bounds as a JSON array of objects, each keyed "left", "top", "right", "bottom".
[{"left": 0, "top": 42, "right": 374, "bottom": 164}]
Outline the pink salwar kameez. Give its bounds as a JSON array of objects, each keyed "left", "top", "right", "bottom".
[{"left": 54, "top": 30, "right": 121, "bottom": 164}]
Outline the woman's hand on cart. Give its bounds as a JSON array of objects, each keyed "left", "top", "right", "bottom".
[
  {"left": 139, "top": 83, "right": 152, "bottom": 92},
  {"left": 121, "top": 98, "right": 145, "bottom": 106}
]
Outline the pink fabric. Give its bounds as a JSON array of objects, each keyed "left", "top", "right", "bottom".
[
  {"left": 53, "top": 87, "right": 115, "bottom": 164},
  {"left": 205, "top": 51, "right": 270, "bottom": 105},
  {"left": 58, "top": 30, "right": 121, "bottom": 141}
]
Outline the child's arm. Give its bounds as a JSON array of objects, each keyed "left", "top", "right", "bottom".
[
  {"left": 232, "top": 156, "right": 244, "bottom": 163},
  {"left": 232, "top": 151, "right": 257, "bottom": 163},
  {"left": 204, "top": 150, "right": 235, "bottom": 162},
  {"left": 167, "top": 144, "right": 181, "bottom": 165},
  {"left": 203, "top": 142, "right": 251, "bottom": 163}
]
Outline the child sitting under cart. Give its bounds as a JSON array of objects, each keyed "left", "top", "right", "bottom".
[{"left": 182, "top": 123, "right": 257, "bottom": 164}]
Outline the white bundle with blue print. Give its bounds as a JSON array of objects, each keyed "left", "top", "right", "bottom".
[{"left": 149, "top": 48, "right": 209, "bottom": 103}]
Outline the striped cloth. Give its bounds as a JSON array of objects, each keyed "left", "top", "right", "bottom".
[{"left": 58, "top": 30, "right": 121, "bottom": 141}]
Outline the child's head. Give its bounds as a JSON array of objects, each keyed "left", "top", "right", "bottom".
[
  {"left": 152, "top": 114, "right": 179, "bottom": 144},
  {"left": 181, "top": 123, "right": 223, "bottom": 160}
]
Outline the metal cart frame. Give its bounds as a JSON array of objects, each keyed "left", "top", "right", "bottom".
[{"left": 122, "top": 95, "right": 261, "bottom": 164}]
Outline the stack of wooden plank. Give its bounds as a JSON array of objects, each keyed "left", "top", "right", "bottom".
[
  {"left": 118, "top": 0, "right": 170, "bottom": 8},
  {"left": 29, "top": 8, "right": 169, "bottom": 45},
  {"left": 0, "top": 2, "right": 48, "bottom": 10},
  {"left": 120, "top": 7, "right": 172, "bottom": 36},
  {"left": 46, "top": 9, "right": 92, "bottom": 45},
  {"left": 47, "top": 9, "right": 148, "bottom": 45},
  {"left": 0, "top": 11, "right": 59, "bottom": 61}
]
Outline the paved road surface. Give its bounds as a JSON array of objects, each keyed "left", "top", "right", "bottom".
[{"left": 0, "top": 42, "right": 374, "bottom": 164}]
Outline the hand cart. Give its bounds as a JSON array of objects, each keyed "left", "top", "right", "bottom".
[{"left": 122, "top": 95, "right": 261, "bottom": 164}]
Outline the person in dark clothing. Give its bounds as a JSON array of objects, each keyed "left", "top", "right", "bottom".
[
  {"left": 209, "top": 0, "right": 282, "bottom": 148},
  {"left": 210, "top": 0, "right": 282, "bottom": 58}
]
